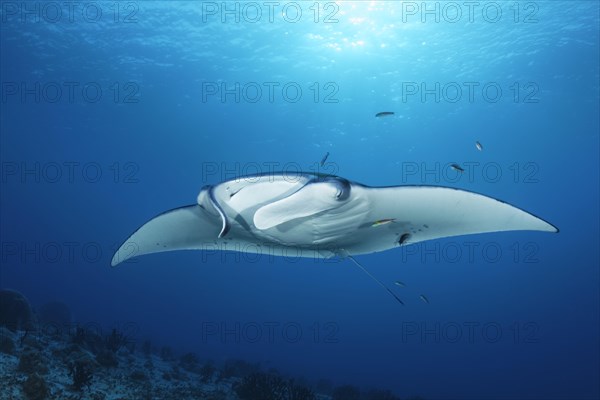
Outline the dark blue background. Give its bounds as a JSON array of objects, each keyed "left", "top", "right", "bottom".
[{"left": 1, "top": 1, "right": 598, "bottom": 398}]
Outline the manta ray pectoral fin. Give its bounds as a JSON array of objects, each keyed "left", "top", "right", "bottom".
[
  {"left": 343, "top": 185, "right": 558, "bottom": 256},
  {"left": 111, "top": 205, "right": 220, "bottom": 267},
  {"left": 366, "top": 185, "right": 557, "bottom": 242}
]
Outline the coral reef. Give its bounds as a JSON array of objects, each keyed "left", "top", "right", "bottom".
[
  {"left": 141, "top": 340, "right": 152, "bottom": 357},
  {"left": 37, "top": 301, "right": 71, "bottom": 330},
  {"left": 18, "top": 349, "right": 48, "bottom": 375},
  {"left": 363, "top": 388, "right": 401, "bottom": 400},
  {"left": 0, "top": 333, "right": 15, "bottom": 354},
  {"left": 22, "top": 373, "right": 49, "bottom": 400},
  {"left": 160, "top": 345, "right": 174, "bottom": 361},
  {"left": 71, "top": 326, "right": 104, "bottom": 354},
  {"left": 315, "top": 378, "right": 333, "bottom": 395},
  {"left": 220, "top": 358, "right": 261, "bottom": 380},
  {"left": 0, "top": 326, "right": 412, "bottom": 400},
  {"left": 234, "top": 372, "right": 316, "bottom": 400},
  {"left": 130, "top": 369, "right": 149, "bottom": 382},
  {"left": 0, "top": 317, "right": 408, "bottom": 400},
  {"left": 332, "top": 384, "right": 361, "bottom": 400},
  {"left": 200, "top": 361, "right": 216, "bottom": 383},
  {"left": 0, "top": 289, "right": 35, "bottom": 332},
  {"left": 70, "top": 360, "right": 93, "bottom": 391},
  {"left": 95, "top": 349, "right": 118, "bottom": 368},
  {"left": 179, "top": 352, "right": 200, "bottom": 372},
  {"left": 105, "top": 328, "right": 127, "bottom": 353}
]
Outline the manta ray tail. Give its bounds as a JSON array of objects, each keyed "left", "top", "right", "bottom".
[{"left": 347, "top": 255, "right": 405, "bottom": 305}]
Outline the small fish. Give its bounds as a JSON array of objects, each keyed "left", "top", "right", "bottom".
[
  {"left": 419, "top": 294, "right": 430, "bottom": 304},
  {"left": 375, "top": 111, "right": 395, "bottom": 118},
  {"left": 475, "top": 141, "right": 483, "bottom": 151},
  {"left": 372, "top": 218, "right": 395, "bottom": 227},
  {"left": 450, "top": 163, "right": 464, "bottom": 173},
  {"left": 320, "top": 152, "right": 330, "bottom": 166},
  {"left": 398, "top": 233, "right": 411, "bottom": 245},
  {"left": 394, "top": 281, "right": 406, "bottom": 288}
]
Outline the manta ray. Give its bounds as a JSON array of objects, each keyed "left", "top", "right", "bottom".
[{"left": 111, "top": 172, "right": 557, "bottom": 301}]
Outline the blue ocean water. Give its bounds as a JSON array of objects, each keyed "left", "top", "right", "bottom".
[{"left": 1, "top": 1, "right": 598, "bottom": 399}]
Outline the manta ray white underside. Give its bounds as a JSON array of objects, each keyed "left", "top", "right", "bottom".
[{"left": 111, "top": 173, "right": 558, "bottom": 267}]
